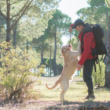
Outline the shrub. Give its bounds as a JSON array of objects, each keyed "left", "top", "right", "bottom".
[
  {"left": 0, "top": 41, "right": 45, "bottom": 100},
  {"left": 92, "top": 61, "right": 105, "bottom": 87}
]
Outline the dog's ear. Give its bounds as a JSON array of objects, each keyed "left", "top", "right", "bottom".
[
  {"left": 62, "top": 47, "right": 67, "bottom": 54},
  {"left": 68, "top": 44, "right": 72, "bottom": 47},
  {"left": 61, "top": 48, "right": 65, "bottom": 54},
  {"left": 61, "top": 49, "right": 63, "bottom": 54},
  {"left": 61, "top": 46, "right": 65, "bottom": 54},
  {"left": 65, "top": 45, "right": 72, "bottom": 51},
  {"left": 61, "top": 45, "right": 72, "bottom": 54}
]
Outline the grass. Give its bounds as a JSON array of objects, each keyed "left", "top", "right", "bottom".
[{"left": 35, "top": 75, "right": 110, "bottom": 102}]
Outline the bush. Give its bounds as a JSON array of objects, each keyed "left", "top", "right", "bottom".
[
  {"left": 92, "top": 61, "right": 105, "bottom": 87},
  {"left": 0, "top": 41, "right": 45, "bottom": 100}
]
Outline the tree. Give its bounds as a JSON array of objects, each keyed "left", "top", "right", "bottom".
[
  {"left": 105, "top": 0, "right": 110, "bottom": 88},
  {"left": 32, "top": 34, "right": 50, "bottom": 65},
  {"left": 48, "top": 9, "right": 72, "bottom": 75},
  {"left": 0, "top": 0, "right": 60, "bottom": 43}
]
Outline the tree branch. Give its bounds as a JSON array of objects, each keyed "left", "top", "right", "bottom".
[
  {"left": 10, "top": 0, "right": 33, "bottom": 31},
  {"left": 0, "top": 10, "right": 7, "bottom": 19},
  {"left": 10, "top": 0, "right": 29, "bottom": 20}
]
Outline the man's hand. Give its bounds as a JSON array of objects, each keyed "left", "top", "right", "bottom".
[
  {"left": 77, "top": 64, "right": 82, "bottom": 71},
  {"left": 69, "top": 26, "right": 72, "bottom": 33}
]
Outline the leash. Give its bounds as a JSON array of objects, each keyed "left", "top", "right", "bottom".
[{"left": 69, "top": 32, "right": 71, "bottom": 46}]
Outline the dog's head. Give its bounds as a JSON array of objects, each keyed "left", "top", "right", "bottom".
[{"left": 61, "top": 44, "right": 72, "bottom": 56}]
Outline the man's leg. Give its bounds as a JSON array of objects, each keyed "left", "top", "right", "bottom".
[{"left": 83, "top": 59, "right": 95, "bottom": 99}]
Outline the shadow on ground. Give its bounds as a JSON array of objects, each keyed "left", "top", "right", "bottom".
[
  {"left": 44, "top": 100, "right": 110, "bottom": 110},
  {"left": 0, "top": 98, "right": 23, "bottom": 108}
]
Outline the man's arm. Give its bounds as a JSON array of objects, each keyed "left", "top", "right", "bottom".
[
  {"left": 70, "top": 41, "right": 81, "bottom": 58},
  {"left": 78, "top": 33, "right": 93, "bottom": 65},
  {"left": 69, "top": 24, "right": 74, "bottom": 32},
  {"left": 77, "top": 41, "right": 81, "bottom": 56}
]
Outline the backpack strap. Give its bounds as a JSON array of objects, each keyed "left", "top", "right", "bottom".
[
  {"left": 91, "top": 47, "right": 97, "bottom": 72},
  {"left": 81, "top": 31, "right": 88, "bottom": 53}
]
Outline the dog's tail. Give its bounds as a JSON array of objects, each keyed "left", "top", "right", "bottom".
[{"left": 46, "top": 79, "right": 60, "bottom": 90}]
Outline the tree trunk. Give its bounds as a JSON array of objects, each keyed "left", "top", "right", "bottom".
[
  {"left": 0, "top": 45, "right": 2, "bottom": 67},
  {"left": 53, "top": 23, "right": 57, "bottom": 76},
  {"left": 41, "top": 42, "right": 44, "bottom": 65},
  {"left": 105, "top": 16, "right": 110, "bottom": 88},
  {"left": 49, "top": 46, "right": 51, "bottom": 76},
  {"left": 13, "top": 25, "right": 17, "bottom": 49},
  {"left": 6, "top": 0, "right": 11, "bottom": 43},
  {"left": 6, "top": 29, "right": 11, "bottom": 43},
  {"left": 105, "top": 11, "right": 109, "bottom": 44}
]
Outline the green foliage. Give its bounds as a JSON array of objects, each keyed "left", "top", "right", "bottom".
[
  {"left": 45, "top": 58, "right": 53, "bottom": 66},
  {"left": 68, "top": 36, "right": 79, "bottom": 50},
  {"left": 78, "top": 69, "right": 83, "bottom": 77},
  {"left": 88, "top": 0, "right": 105, "bottom": 7},
  {"left": 45, "top": 58, "right": 63, "bottom": 75},
  {"left": 79, "top": 61, "right": 105, "bottom": 88},
  {"left": 92, "top": 61, "right": 105, "bottom": 87},
  {"left": 0, "top": 41, "right": 45, "bottom": 99},
  {"left": 105, "top": 0, "right": 110, "bottom": 8}
]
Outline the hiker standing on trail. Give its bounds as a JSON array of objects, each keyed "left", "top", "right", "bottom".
[{"left": 69, "top": 19, "right": 96, "bottom": 99}]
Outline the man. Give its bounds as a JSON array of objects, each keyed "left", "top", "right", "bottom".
[{"left": 69, "top": 19, "right": 96, "bottom": 99}]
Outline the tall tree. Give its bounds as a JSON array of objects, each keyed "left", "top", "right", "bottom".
[{"left": 48, "top": 9, "right": 72, "bottom": 75}]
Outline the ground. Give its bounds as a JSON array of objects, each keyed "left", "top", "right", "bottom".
[{"left": 0, "top": 76, "right": 110, "bottom": 110}]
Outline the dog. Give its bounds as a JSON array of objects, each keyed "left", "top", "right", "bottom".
[{"left": 46, "top": 42, "right": 81, "bottom": 105}]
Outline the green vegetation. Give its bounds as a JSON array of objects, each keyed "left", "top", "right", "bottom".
[
  {"left": 0, "top": 41, "right": 45, "bottom": 99},
  {"left": 92, "top": 62, "right": 105, "bottom": 87}
]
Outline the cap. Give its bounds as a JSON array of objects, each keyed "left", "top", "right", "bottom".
[{"left": 72, "top": 19, "right": 85, "bottom": 29}]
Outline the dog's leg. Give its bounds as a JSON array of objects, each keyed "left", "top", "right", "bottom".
[
  {"left": 60, "top": 80, "right": 69, "bottom": 106},
  {"left": 77, "top": 41, "right": 81, "bottom": 56},
  {"left": 71, "top": 42, "right": 81, "bottom": 58}
]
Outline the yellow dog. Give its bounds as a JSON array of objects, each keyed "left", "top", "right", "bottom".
[{"left": 46, "top": 42, "right": 81, "bottom": 105}]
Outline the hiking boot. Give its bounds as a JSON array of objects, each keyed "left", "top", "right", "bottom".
[
  {"left": 84, "top": 95, "right": 90, "bottom": 100},
  {"left": 84, "top": 91, "right": 95, "bottom": 100},
  {"left": 89, "top": 92, "right": 95, "bottom": 99}
]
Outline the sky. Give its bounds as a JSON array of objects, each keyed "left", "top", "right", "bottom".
[{"left": 58, "top": 0, "right": 90, "bottom": 45}]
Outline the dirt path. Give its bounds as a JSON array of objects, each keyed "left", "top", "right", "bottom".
[{"left": 0, "top": 99, "right": 110, "bottom": 110}]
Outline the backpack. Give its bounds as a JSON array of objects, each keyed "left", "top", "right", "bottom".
[{"left": 81, "top": 24, "right": 107, "bottom": 73}]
